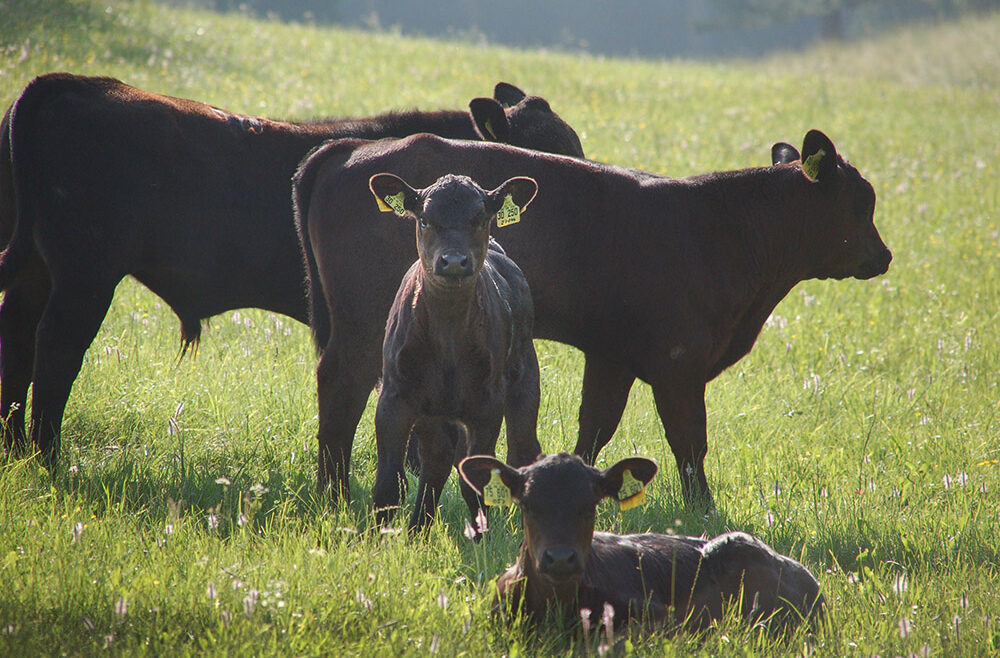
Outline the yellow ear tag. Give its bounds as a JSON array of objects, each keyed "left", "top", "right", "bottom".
[
  {"left": 618, "top": 469, "right": 647, "bottom": 511},
  {"left": 495, "top": 194, "right": 521, "bottom": 228},
  {"left": 801, "top": 148, "right": 826, "bottom": 181},
  {"left": 377, "top": 192, "right": 407, "bottom": 216},
  {"left": 484, "top": 117, "right": 497, "bottom": 140},
  {"left": 483, "top": 468, "right": 513, "bottom": 506}
]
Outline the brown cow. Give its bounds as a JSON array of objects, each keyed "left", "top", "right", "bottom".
[
  {"left": 295, "top": 129, "right": 890, "bottom": 506},
  {"left": 368, "top": 173, "right": 540, "bottom": 532},
  {"left": 459, "top": 452, "right": 825, "bottom": 631},
  {"left": 0, "top": 73, "right": 584, "bottom": 463}
]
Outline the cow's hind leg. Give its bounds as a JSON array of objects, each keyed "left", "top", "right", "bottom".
[
  {"left": 315, "top": 333, "right": 380, "bottom": 501},
  {"left": 29, "top": 276, "right": 117, "bottom": 466},
  {"left": 0, "top": 266, "right": 49, "bottom": 455},
  {"left": 573, "top": 353, "right": 635, "bottom": 463}
]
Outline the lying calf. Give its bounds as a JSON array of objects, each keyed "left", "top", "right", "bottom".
[
  {"left": 459, "top": 452, "right": 824, "bottom": 630},
  {"left": 369, "top": 173, "right": 542, "bottom": 532}
]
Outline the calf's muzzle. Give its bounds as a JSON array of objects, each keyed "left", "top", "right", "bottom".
[{"left": 435, "top": 251, "right": 473, "bottom": 279}]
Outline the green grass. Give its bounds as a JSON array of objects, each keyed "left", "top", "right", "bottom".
[{"left": 2, "top": 0, "right": 999, "bottom": 654}]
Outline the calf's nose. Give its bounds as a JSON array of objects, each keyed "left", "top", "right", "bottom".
[
  {"left": 540, "top": 546, "right": 581, "bottom": 577},
  {"left": 435, "top": 251, "right": 473, "bottom": 278}
]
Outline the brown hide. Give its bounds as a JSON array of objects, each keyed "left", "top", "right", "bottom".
[
  {"left": 0, "top": 73, "right": 583, "bottom": 461},
  {"left": 296, "top": 131, "right": 890, "bottom": 503}
]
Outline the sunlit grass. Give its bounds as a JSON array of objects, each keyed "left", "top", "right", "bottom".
[{"left": 1, "top": 1, "right": 999, "bottom": 654}]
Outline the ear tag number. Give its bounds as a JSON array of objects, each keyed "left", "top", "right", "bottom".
[
  {"left": 618, "top": 469, "right": 647, "bottom": 511},
  {"left": 483, "top": 468, "right": 513, "bottom": 506},
  {"left": 801, "top": 148, "right": 826, "bottom": 181},
  {"left": 495, "top": 194, "right": 521, "bottom": 228},
  {"left": 377, "top": 192, "right": 407, "bottom": 216}
]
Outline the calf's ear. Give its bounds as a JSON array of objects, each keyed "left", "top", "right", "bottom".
[
  {"left": 493, "top": 81, "right": 527, "bottom": 107},
  {"left": 800, "top": 129, "right": 838, "bottom": 182},
  {"left": 369, "top": 173, "right": 420, "bottom": 217},
  {"left": 459, "top": 456, "right": 525, "bottom": 502},
  {"left": 470, "top": 98, "right": 511, "bottom": 142},
  {"left": 599, "top": 457, "right": 657, "bottom": 501},
  {"left": 771, "top": 142, "right": 800, "bottom": 166},
  {"left": 486, "top": 177, "right": 538, "bottom": 227}
]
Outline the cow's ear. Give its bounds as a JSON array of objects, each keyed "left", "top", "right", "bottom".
[
  {"left": 599, "top": 457, "right": 657, "bottom": 508},
  {"left": 493, "top": 81, "right": 527, "bottom": 107},
  {"left": 771, "top": 142, "right": 800, "bottom": 166},
  {"left": 459, "top": 456, "right": 525, "bottom": 504},
  {"left": 469, "top": 98, "right": 511, "bottom": 142},
  {"left": 800, "top": 129, "right": 838, "bottom": 182},
  {"left": 369, "top": 173, "right": 420, "bottom": 217},
  {"left": 486, "top": 177, "right": 538, "bottom": 228}
]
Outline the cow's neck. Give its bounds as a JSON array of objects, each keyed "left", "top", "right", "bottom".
[
  {"left": 414, "top": 269, "right": 483, "bottom": 342},
  {"left": 688, "top": 167, "right": 821, "bottom": 376}
]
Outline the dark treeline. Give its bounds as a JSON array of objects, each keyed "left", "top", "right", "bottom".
[{"left": 163, "top": 0, "right": 1000, "bottom": 58}]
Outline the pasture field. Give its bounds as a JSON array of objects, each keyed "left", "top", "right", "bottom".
[{"left": 2, "top": 1, "right": 999, "bottom": 654}]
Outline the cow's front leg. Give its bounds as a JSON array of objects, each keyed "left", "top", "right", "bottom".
[
  {"left": 651, "top": 379, "right": 714, "bottom": 510},
  {"left": 409, "top": 419, "right": 464, "bottom": 531},
  {"left": 457, "top": 409, "right": 504, "bottom": 536},
  {"left": 573, "top": 353, "right": 636, "bottom": 463}
]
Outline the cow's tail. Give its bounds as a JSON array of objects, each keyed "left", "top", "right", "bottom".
[
  {"left": 0, "top": 74, "right": 68, "bottom": 291},
  {"left": 292, "top": 142, "right": 335, "bottom": 355}
]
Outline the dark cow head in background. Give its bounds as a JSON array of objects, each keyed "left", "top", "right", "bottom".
[{"left": 471, "top": 82, "right": 585, "bottom": 159}]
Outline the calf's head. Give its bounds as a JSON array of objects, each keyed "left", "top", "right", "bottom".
[
  {"left": 469, "top": 82, "right": 586, "bottom": 159},
  {"left": 772, "top": 129, "right": 892, "bottom": 281},
  {"left": 370, "top": 173, "right": 537, "bottom": 289},
  {"left": 460, "top": 453, "right": 657, "bottom": 588}
]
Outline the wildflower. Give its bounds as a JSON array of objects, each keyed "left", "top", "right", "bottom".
[
  {"left": 580, "top": 608, "right": 592, "bottom": 637},
  {"left": 463, "top": 519, "right": 477, "bottom": 541},
  {"left": 207, "top": 583, "right": 217, "bottom": 600},
  {"left": 207, "top": 512, "right": 219, "bottom": 530},
  {"left": 243, "top": 589, "right": 259, "bottom": 618},
  {"left": 437, "top": 593, "right": 449, "bottom": 610},
  {"left": 164, "top": 523, "right": 174, "bottom": 536},
  {"left": 429, "top": 634, "right": 440, "bottom": 654},
  {"left": 355, "top": 589, "right": 373, "bottom": 611},
  {"left": 893, "top": 574, "right": 908, "bottom": 597},
  {"left": 960, "top": 593, "right": 969, "bottom": 610},
  {"left": 942, "top": 474, "right": 953, "bottom": 490},
  {"left": 114, "top": 596, "right": 127, "bottom": 619},
  {"left": 475, "top": 507, "right": 488, "bottom": 535},
  {"left": 602, "top": 602, "right": 615, "bottom": 644},
  {"left": 237, "top": 512, "right": 248, "bottom": 527},
  {"left": 215, "top": 476, "right": 231, "bottom": 486},
  {"left": 765, "top": 511, "right": 775, "bottom": 528},
  {"left": 899, "top": 617, "right": 911, "bottom": 638},
  {"left": 957, "top": 471, "right": 968, "bottom": 487},
  {"left": 72, "top": 522, "right": 84, "bottom": 543}
]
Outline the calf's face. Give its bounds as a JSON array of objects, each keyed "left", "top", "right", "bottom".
[
  {"left": 460, "top": 453, "right": 657, "bottom": 587},
  {"left": 772, "top": 129, "right": 892, "bottom": 281},
  {"left": 370, "top": 173, "right": 537, "bottom": 289}
]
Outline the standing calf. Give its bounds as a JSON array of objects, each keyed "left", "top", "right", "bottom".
[
  {"left": 369, "top": 173, "right": 541, "bottom": 531},
  {"left": 459, "top": 453, "right": 825, "bottom": 631}
]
